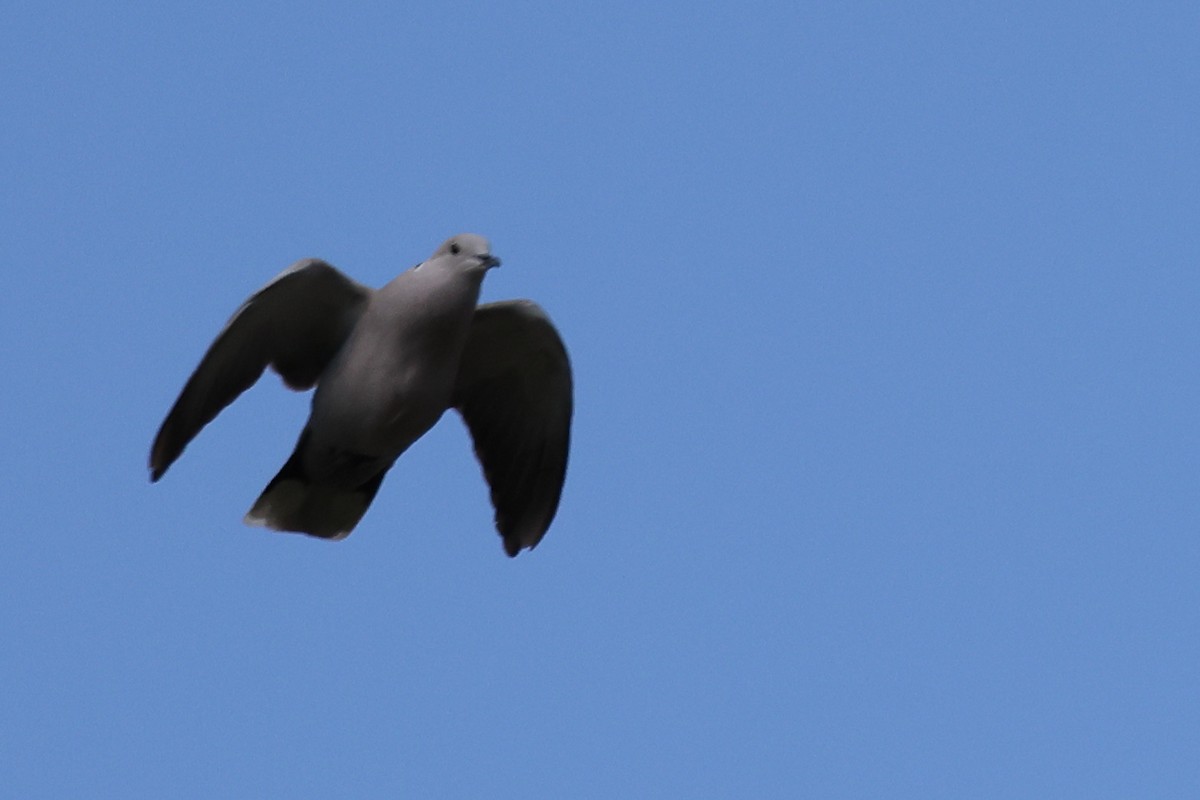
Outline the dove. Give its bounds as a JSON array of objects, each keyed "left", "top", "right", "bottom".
[{"left": 150, "top": 234, "right": 572, "bottom": 556}]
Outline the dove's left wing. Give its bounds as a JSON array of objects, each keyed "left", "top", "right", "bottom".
[{"left": 453, "top": 300, "right": 573, "bottom": 556}]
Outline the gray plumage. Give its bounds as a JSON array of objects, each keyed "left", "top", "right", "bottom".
[{"left": 150, "top": 234, "right": 572, "bottom": 557}]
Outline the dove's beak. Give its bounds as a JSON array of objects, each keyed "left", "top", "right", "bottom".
[{"left": 479, "top": 254, "right": 501, "bottom": 269}]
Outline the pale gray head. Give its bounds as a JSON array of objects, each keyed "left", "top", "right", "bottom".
[{"left": 432, "top": 233, "right": 501, "bottom": 273}]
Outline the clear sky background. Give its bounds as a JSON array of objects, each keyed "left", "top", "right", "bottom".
[{"left": 3, "top": 2, "right": 1197, "bottom": 797}]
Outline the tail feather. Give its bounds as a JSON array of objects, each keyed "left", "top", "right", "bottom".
[{"left": 245, "top": 430, "right": 391, "bottom": 540}]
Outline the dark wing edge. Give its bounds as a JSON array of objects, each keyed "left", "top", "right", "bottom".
[
  {"left": 452, "top": 300, "right": 573, "bottom": 556},
  {"left": 149, "top": 259, "right": 371, "bottom": 481}
]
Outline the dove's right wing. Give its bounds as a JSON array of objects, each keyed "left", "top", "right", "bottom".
[{"left": 149, "top": 259, "right": 372, "bottom": 481}]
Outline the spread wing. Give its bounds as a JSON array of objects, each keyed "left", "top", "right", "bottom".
[
  {"left": 149, "top": 259, "right": 371, "bottom": 481},
  {"left": 453, "top": 300, "right": 573, "bottom": 557}
]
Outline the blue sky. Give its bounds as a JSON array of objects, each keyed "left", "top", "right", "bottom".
[{"left": 3, "top": 1, "right": 1198, "bottom": 796}]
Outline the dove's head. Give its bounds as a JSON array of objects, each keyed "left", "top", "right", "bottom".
[{"left": 433, "top": 233, "right": 501, "bottom": 274}]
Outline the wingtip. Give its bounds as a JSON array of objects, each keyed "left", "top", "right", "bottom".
[
  {"left": 149, "top": 436, "right": 171, "bottom": 483},
  {"left": 501, "top": 527, "right": 545, "bottom": 558}
]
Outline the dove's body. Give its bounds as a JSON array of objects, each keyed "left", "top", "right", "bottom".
[
  {"left": 310, "top": 256, "right": 483, "bottom": 461},
  {"left": 245, "top": 253, "right": 488, "bottom": 537},
  {"left": 151, "top": 234, "right": 572, "bottom": 556}
]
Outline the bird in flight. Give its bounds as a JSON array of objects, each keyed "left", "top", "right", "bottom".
[{"left": 150, "top": 234, "right": 572, "bottom": 557}]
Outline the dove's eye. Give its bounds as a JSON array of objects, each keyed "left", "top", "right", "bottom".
[{"left": 450, "top": 243, "right": 461, "bottom": 255}]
